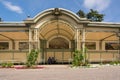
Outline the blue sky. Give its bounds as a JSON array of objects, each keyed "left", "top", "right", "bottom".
[{"left": 0, "top": 0, "right": 120, "bottom": 22}]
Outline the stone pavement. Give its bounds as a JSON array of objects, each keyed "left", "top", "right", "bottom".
[{"left": 0, "top": 65, "right": 120, "bottom": 80}]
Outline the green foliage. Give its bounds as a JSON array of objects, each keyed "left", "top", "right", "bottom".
[
  {"left": 86, "top": 9, "right": 104, "bottom": 22},
  {"left": 1, "top": 63, "right": 6, "bottom": 67},
  {"left": 1, "top": 62, "right": 13, "bottom": 68},
  {"left": 72, "top": 50, "right": 84, "bottom": 67},
  {"left": 77, "top": 10, "right": 86, "bottom": 18},
  {"left": 110, "top": 61, "right": 120, "bottom": 65},
  {"left": 7, "top": 62, "right": 13, "bottom": 67},
  {"left": 72, "top": 49, "right": 89, "bottom": 67},
  {"left": 26, "top": 49, "right": 39, "bottom": 67},
  {"left": 77, "top": 9, "right": 104, "bottom": 22}
]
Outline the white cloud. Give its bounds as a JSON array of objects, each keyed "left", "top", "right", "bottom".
[
  {"left": 1, "top": 1, "right": 23, "bottom": 14},
  {"left": 83, "top": 0, "right": 111, "bottom": 12}
]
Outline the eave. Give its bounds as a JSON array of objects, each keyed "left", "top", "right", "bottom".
[
  {"left": 0, "top": 21, "right": 26, "bottom": 27},
  {"left": 88, "top": 22, "right": 120, "bottom": 28}
]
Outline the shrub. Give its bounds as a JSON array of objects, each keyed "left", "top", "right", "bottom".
[
  {"left": 110, "top": 61, "right": 120, "bottom": 65},
  {"left": 1, "top": 62, "right": 13, "bottom": 68},
  {"left": 1, "top": 63, "right": 7, "bottom": 68},
  {"left": 72, "top": 50, "right": 84, "bottom": 67},
  {"left": 7, "top": 62, "right": 13, "bottom": 68},
  {"left": 26, "top": 49, "right": 39, "bottom": 67}
]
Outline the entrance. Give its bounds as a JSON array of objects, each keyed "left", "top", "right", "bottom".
[
  {"left": 39, "top": 20, "right": 75, "bottom": 64},
  {"left": 45, "top": 49, "right": 73, "bottom": 64},
  {"left": 40, "top": 37, "right": 75, "bottom": 64}
]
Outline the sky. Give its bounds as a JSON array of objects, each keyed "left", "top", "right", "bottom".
[{"left": 0, "top": 0, "right": 120, "bottom": 22}]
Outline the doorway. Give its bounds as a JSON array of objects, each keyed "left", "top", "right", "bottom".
[{"left": 40, "top": 37, "right": 75, "bottom": 64}]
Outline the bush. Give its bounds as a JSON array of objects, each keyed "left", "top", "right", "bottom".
[
  {"left": 72, "top": 50, "right": 84, "bottom": 67},
  {"left": 26, "top": 49, "right": 39, "bottom": 67},
  {"left": 110, "top": 61, "right": 120, "bottom": 65},
  {"left": 1, "top": 63, "right": 6, "bottom": 68},
  {"left": 1, "top": 62, "right": 13, "bottom": 68},
  {"left": 7, "top": 62, "right": 13, "bottom": 68}
]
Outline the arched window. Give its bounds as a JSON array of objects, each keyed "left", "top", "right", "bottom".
[{"left": 49, "top": 37, "right": 69, "bottom": 49}]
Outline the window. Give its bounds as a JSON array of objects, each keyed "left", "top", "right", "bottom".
[
  {"left": 19, "top": 42, "right": 29, "bottom": 50},
  {"left": 0, "top": 42, "right": 9, "bottom": 50},
  {"left": 49, "top": 37, "right": 69, "bottom": 49},
  {"left": 105, "top": 42, "right": 119, "bottom": 50},
  {"left": 85, "top": 42, "right": 96, "bottom": 50}
]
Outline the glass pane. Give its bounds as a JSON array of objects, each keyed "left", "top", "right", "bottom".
[
  {"left": 0, "top": 42, "right": 9, "bottom": 50},
  {"left": 49, "top": 37, "right": 69, "bottom": 49},
  {"left": 105, "top": 42, "right": 119, "bottom": 50},
  {"left": 85, "top": 42, "right": 96, "bottom": 50},
  {"left": 19, "top": 42, "right": 29, "bottom": 50}
]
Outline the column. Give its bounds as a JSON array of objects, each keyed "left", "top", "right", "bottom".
[
  {"left": 77, "top": 29, "right": 81, "bottom": 50},
  {"left": 29, "top": 28, "right": 32, "bottom": 52},
  {"left": 82, "top": 28, "right": 86, "bottom": 62},
  {"left": 74, "top": 29, "right": 81, "bottom": 50},
  {"left": 33, "top": 28, "right": 39, "bottom": 50},
  {"left": 74, "top": 29, "right": 77, "bottom": 49},
  {"left": 76, "top": 29, "right": 79, "bottom": 50},
  {"left": 82, "top": 28, "right": 85, "bottom": 54},
  {"left": 37, "top": 29, "right": 40, "bottom": 50},
  {"left": 74, "top": 29, "right": 78, "bottom": 50},
  {"left": 35, "top": 28, "right": 39, "bottom": 50}
]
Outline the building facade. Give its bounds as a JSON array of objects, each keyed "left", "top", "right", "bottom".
[{"left": 0, "top": 8, "right": 120, "bottom": 64}]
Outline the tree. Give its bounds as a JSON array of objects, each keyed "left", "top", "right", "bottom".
[
  {"left": 76, "top": 9, "right": 104, "bottom": 22},
  {"left": 77, "top": 10, "right": 86, "bottom": 18},
  {"left": 86, "top": 9, "right": 104, "bottom": 22}
]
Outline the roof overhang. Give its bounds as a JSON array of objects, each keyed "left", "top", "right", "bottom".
[
  {"left": 0, "top": 22, "right": 26, "bottom": 27},
  {"left": 88, "top": 22, "right": 120, "bottom": 28}
]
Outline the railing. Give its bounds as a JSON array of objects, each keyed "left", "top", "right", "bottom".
[
  {"left": 0, "top": 50, "right": 119, "bottom": 64},
  {"left": 0, "top": 50, "right": 29, "bottom": 53},
  {"left": 86, "top": 50, "right": 119, "bottom": 63},
  {"left": 45, "top": 48, "right": 73, "bottom": 52},
  {"left": 0, "top": 50, "right": 29, "bottom": 64}
]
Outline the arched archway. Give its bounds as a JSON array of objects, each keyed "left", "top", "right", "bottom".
[
  {"left": 49, "top": 37, "right": 69, "bottom": 49},
  {"left": 39, "top": 20, "right": 75, "bottom": 40},
  {"left": 28, "top": 8, "right": 83, "bottom": 64},
  {"left": 39, "top": 20, "right": 75, "bottom": 64}
]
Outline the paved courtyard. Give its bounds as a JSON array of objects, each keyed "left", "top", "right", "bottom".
[{"left": 0, "top": 65, "right": 120, "bottom": 80}]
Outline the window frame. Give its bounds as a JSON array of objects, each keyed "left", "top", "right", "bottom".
[
  {"left": 0, "top": 42, "right": 9, "bottom": 50},
  {"left": 84, "top": 42, "right": 96, "bottom": 50},
  {"left": 19, "top": 42, "right": 29, "bottom": 50},
  {"left": 105, "top": 42, "right": 119, "bottom": 50}
]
